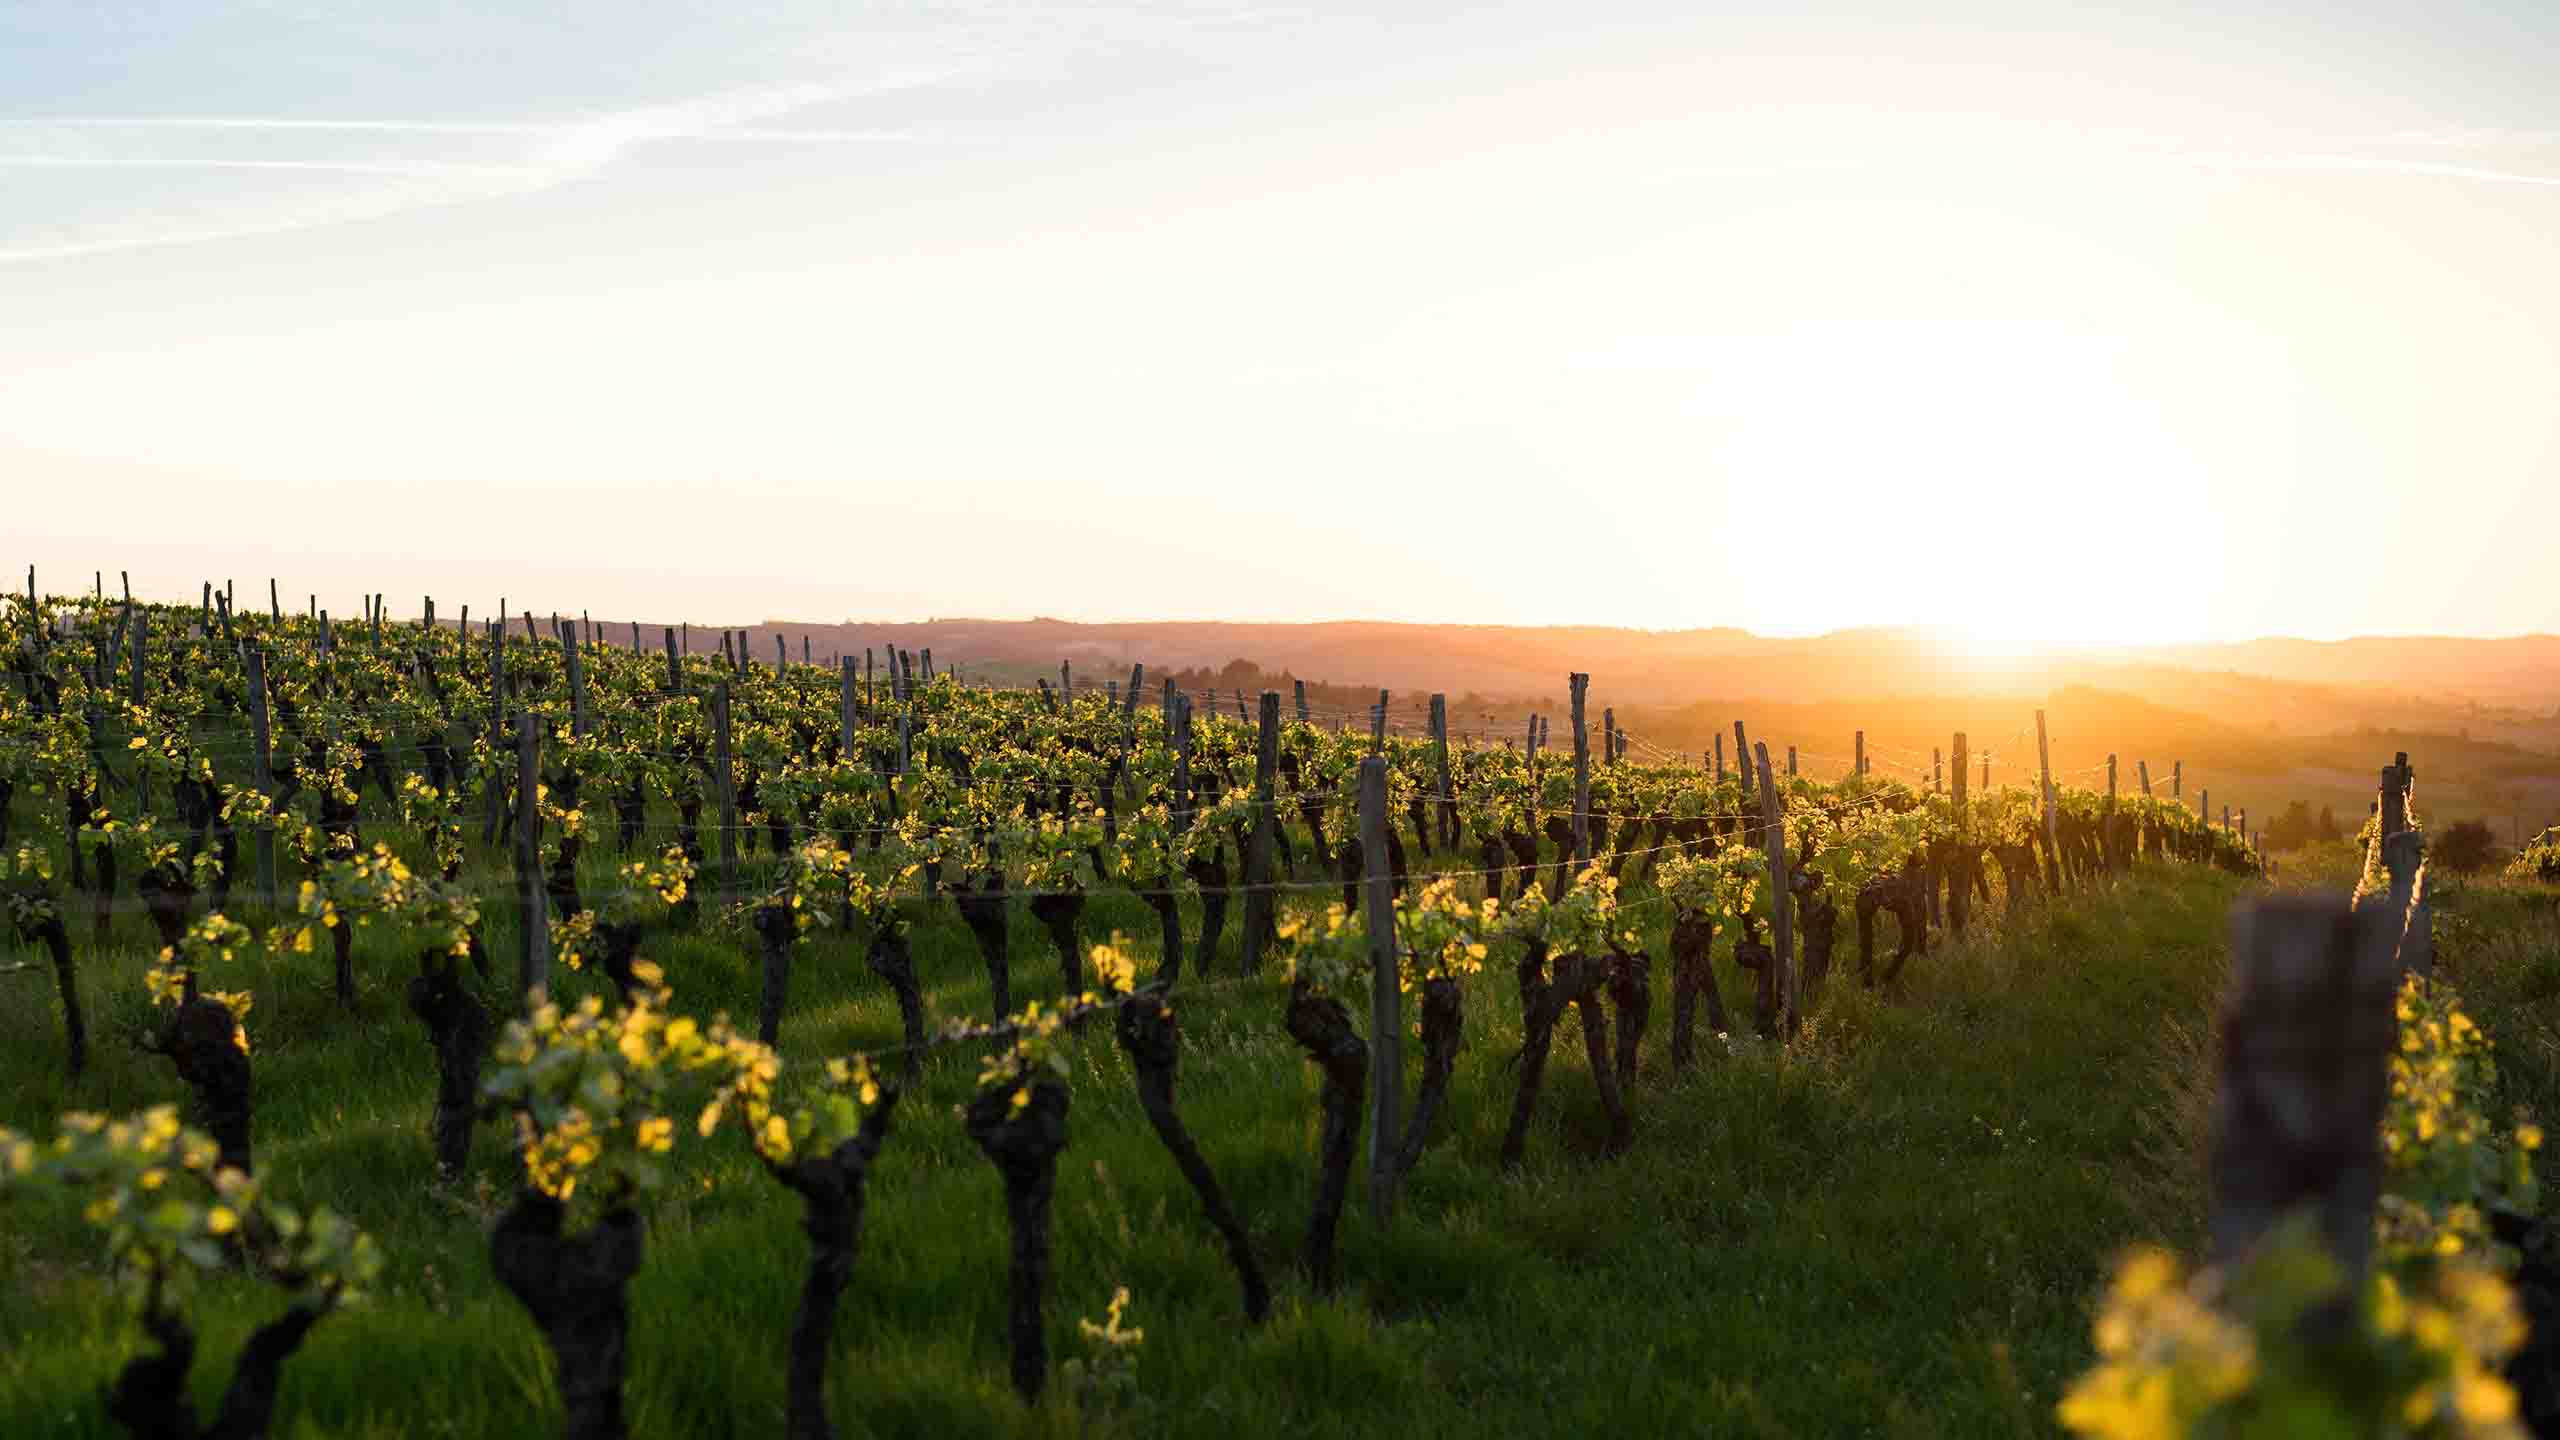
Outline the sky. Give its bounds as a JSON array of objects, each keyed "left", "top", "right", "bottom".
[{"left": 4, "top": 1, "right": 2558, "bottom": 648}]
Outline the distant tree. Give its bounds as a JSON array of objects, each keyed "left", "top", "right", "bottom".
[
  {"left": 2315, "top": 805, "right": 2342, "bottom": 844},
  {"left": 2432, "top": 819, "right": 2501, "bottom": 876},
  {"left": 2265, "top": 801, "right": 2318, "bottom": 852}
]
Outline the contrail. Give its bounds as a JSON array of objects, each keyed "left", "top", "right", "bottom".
[
  {"left": 8, "top": 116, "right": 943, "bottom": 144},
  {"left": 0, "top": 73, "right": 966, "bottom": 264},
  {"left": 0, "top": 156, "right": 541, "bottom": 178},
  {"left": 2182, "top": 150, "right": 2560, "bottom": 188}
]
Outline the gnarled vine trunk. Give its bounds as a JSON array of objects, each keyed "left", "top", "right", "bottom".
[
  {"left": 490, "top": 1193, "right": 644, "bottom": 1440},
  {"left": 966, "top": 1077, "right": 1069, "bottom": 1401},
  {"left": 769, "top": 1094, "right": 900, "bottom": 1440},
  {"left": 1116, "top": 990, "right": 1268, "bottom": 1322},
  {"left": 405, "top": 950, "right": 488, "bottom": 1180},
  {"left": 1282, "top": 980, "right": 1366, "bottom": 1291}
]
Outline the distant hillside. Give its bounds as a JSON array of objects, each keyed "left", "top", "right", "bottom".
[
  {"left": 2134, "top": 635, "right": 2560, "bottom": 707},
  {"left": 562, "top": 613, "right": 2560, "bottom": 842}
]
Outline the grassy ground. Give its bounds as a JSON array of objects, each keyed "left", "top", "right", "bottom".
[{"left": 0, "top": 851, "right": 2256, "bottom": 1439}]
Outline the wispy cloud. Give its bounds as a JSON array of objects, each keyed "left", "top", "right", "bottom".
[
  {"left": 2178, "top": 149, "right": 2560, "bottom": 189},
  {"left": 0, "top": 155, "right": 541, "bottom": 179},
  {"left": 0, "top": 72, "right": 966, "bottom": 264}
]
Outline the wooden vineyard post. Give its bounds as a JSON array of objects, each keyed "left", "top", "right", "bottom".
[
  {"left": 1295, "top": 679, "right": 1309, "bottom": 724},
  {"left": 267, "top": 577, "right": 280, "bottom": 624},
  {"left": 2376, "top": 754, "right": 2428, "bottom": 976},
  {"left": 484, "top": 618, "right": 506, "bottom": 845},
  {"left": 1854, "top": 730, "right": 1865, "bottom": 777},
  {"left": 1124, "top": 664, "right": 1144, "bottom": 718},
  {"left": 1568, "top": 674, "right": 1591, "bottom": 867},
  {"left": 1933, "top": 747, "right": 1942, "bottom": 793},
  {"left": 1522, "top": 714, "right": 1538, "bottom": 772},
  {"left": 1170, "top": 696, "right": 1193, "bottom": 830},
  {"left": 122, "top": 601, "right": 149, "bottom": 727},
  {"left": 2173, "top": 761, "right": 2183, "bottom": 803},
  {"left": 2211, "top": 896, "right": 2398, "bottom": 1275},
  {"left": 246, "top": 647, "right": 278, "bottom": 912},
  {"left": 1713, "top": 732, "right": 1724, "bottom": 783},
  {"left": 1241, "top": 692, "right": 1281, "bottom": 974},
  {"left": 1370, "top": 690, "right": 1388, "bottom": 752},
  {"left": 2201, "top": 790, "right": 2210, "bottom": 834},
  {"left": 1754, "top": 743, "right": 1795, "bottom": 1037},
  {"left": 775, "top": 634, "right": 786, "bottom": 672},
  {"left": 662, "top": 627, "right": 679, "bottom": 693},
  {"left": 1358, "top": 755, "right": 1402, "bottom": 1223},
  {"left": 1949, "top": 730, "right": 1970, "bottom": 935},
  {"left": 515, "top": 711, "right": 549, "bottom": 1006},
  {"left": 1787, "top": 745, "right": 1797, "bottom": 778},
  {"left": 1430, "top": 694, "right": 1455, "bottom": 850},
  {"left": 2105, "top": 754, "right": 2118, "bottom": 874},
  {"left": 2138, "top": 760, "right": 2153, "bottom": 799},
  {"left": 839, "top": 658, "right": 857, "bottom": 761},
  {"left": 566, "top": 625, "right": 588, "bottom": 738},
  {"left": 2035, "top": 709, "right": 2062, "bottom": 894},
  {"left": 1601, "top": 707, "right": 1615, "bottom": 766},
  {"left": 713, "top": 681, "right": 739, "bottom": 891},
  {"left": 1733, "top": 722, "right": 1752, "bottom": 804}
]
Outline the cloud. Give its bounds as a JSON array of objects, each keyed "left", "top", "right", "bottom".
[
  {"left": 0, "top": 72, "right": 965, "bottom": 264},
  {"left": 2178, "top": 149, "right": 2560, "bottom": 189}
]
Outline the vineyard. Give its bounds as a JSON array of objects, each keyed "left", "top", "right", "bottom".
[{"left": 0, "top": 581, "right": 2364, "bottom": 1438}]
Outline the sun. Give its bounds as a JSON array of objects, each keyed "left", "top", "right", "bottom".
[{"left": 1943, "top": 619, "right": 2051, "bottom": 663}]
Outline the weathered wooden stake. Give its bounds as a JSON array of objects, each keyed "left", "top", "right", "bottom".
[
  {"left": 1241, "top": 692, "right": 1281, "bottom": 973},
  {"left": 484, "top": 619, "right": 507, "bottom": 845},
  {"left": 2210, "top": 896, "right": 2398, "bottom": 1276},
  {"left": 1429, "top": 694, "right": 1455, "bottom": 850},
  {"left": 515, "top": 711, "right": 549, "bottom": 1006},
  {"left": 246, "top": 648, "right": 278, "bottom": 911},
  {"left": 565, "top": 627, "right": 588, "bottom": 738},
  {"left": 1358, "top": 755, "right": 1402, "bottom": 1223},
  {"left": 839, "top": 657, "right": 857, "bottom": 762},
  {"left": 2035, "top": 709, "right": 2062, "bottom": 893},
  {"left": 714, "top": 682, "right": 739, "bottom": 889},
  {"left": 1568, "top": 674, "right": 1591, "bottom": 867},
  {"left": 1754, "top": 743, "right": 1794, "bottom": 1037}
]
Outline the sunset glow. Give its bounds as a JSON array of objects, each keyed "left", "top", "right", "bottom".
[{"left": 4, "top": 4, "right": 2558, "bottom": 642}]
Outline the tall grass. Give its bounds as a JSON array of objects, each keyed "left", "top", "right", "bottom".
[{"left": 1, "top": 859, "right": 2249, "bottom": 1437}]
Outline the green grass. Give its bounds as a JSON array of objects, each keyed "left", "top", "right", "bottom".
[{"left": 0, "top": 855, "right": 2256, "bottom": 1438}]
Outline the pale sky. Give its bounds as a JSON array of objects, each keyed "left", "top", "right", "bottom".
[{"left": 5, "top": 2, "right": 2557, "bottom": 647}]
